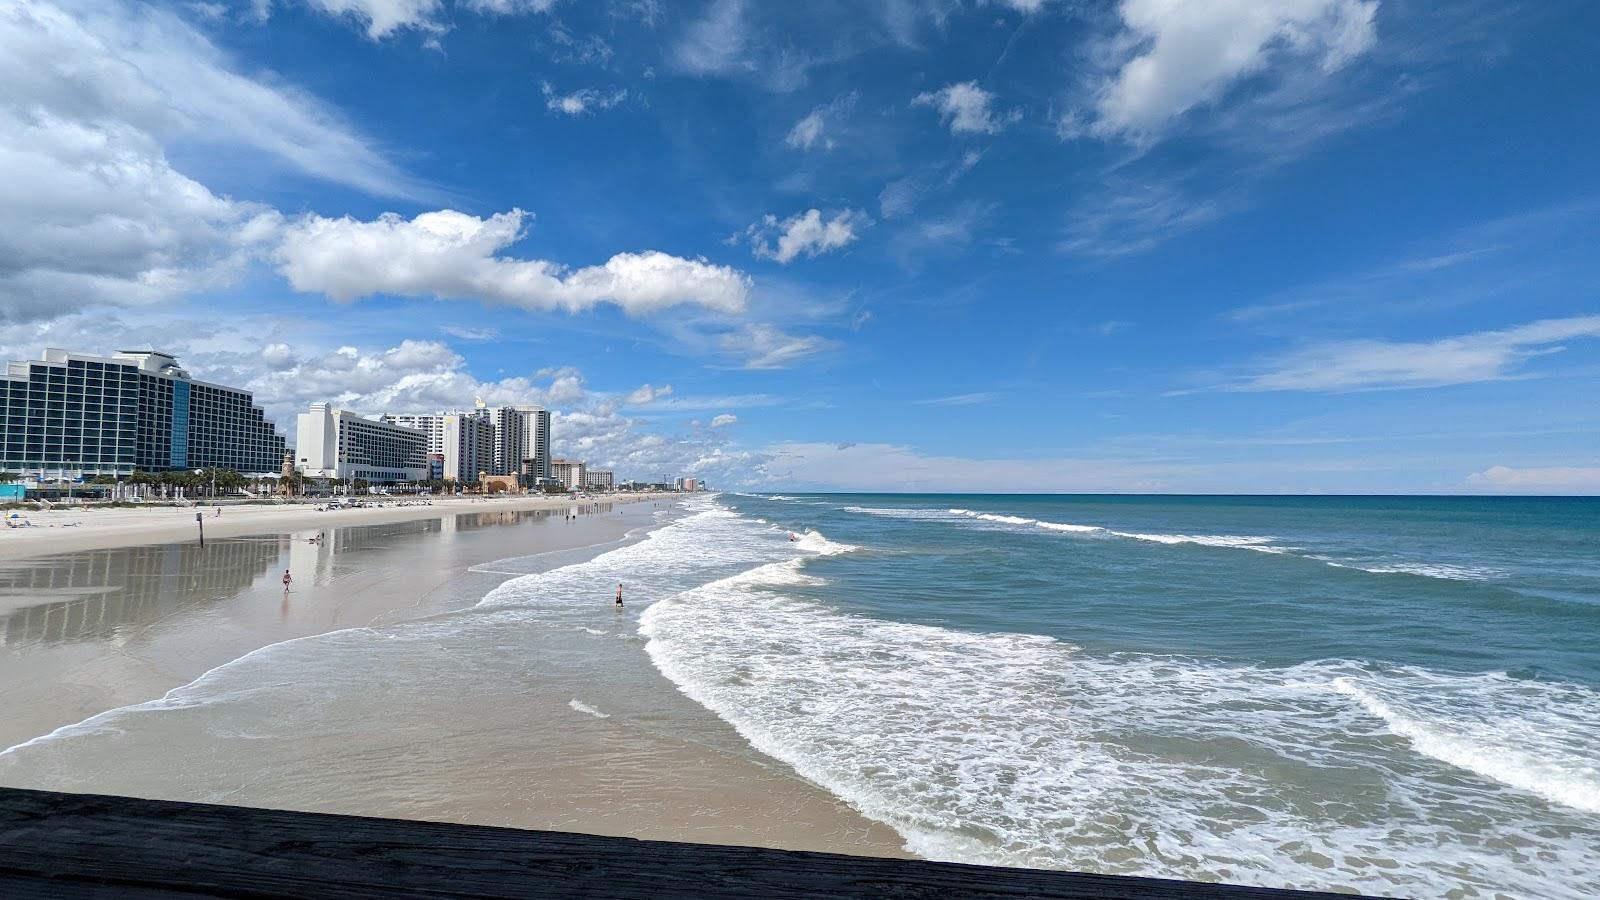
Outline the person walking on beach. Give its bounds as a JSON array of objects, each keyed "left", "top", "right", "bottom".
[
  {"left": 615, "top": 583, "right": 624, "bottom": 608},
  {"left": 281, "top": 569, "right": 292, "bottom": 593}
]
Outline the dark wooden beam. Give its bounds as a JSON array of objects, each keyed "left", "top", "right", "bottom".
[{"left": 0, "top": 787, "right": 1372, "bottom": 899}]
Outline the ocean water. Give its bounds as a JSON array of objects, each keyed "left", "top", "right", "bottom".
[
  {"left": 4, "top": 494, "right": 1597, "bottom": 897},
  {"left": 645, "top": 494, "right": 1600, "bottom": 897}
]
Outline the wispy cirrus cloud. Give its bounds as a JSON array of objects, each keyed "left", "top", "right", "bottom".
[
  {"left": 1466, "top": 465, "right": 1600, "bottom": 494},
  {"left": 785, "top": 92, "right": 856, "bottom": 151},
  {"left": 440, "top": 325, "right": 500, "bottom": 341},
  {"left": 644, "top": 393, "right": 781, "bottom": 412},
  {"left": 916, "top": 391, "right": 1000, "bottom": 406},
  {"left": 752, "top": 441, "right": 1177, "bottom": 492},
  {"left": 880, "top": 150, "right": 983, "bottom": 220},
  {"left": 1060, "top": 178, "right": 1229, "bottom": 259},
  {"left": 669, "top": 0, "right": 816, "bottom": 91},
  {"left": 541, "top": 81, "right": 627, "bottom": 115},
  {"left": 723, "top": 324, "right": 839, "bottom": 369},
  {"left": 1217, "top": 315, "right": 1600, "bottom": 393}
]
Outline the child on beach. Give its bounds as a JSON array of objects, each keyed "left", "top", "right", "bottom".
[{"left": 281, "top": 569, "right": 292, "bottom": 592}]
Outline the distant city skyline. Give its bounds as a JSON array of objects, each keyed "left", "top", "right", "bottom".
[{"left": 2, "top": 1, "right": 1597, "bottom": 493}]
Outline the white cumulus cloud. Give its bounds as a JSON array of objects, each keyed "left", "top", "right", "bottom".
[
  {"left": 1080, "top": 0, "right": 1379, "bottom": 140},
  {"left": 263, "top": 0, "right": 558, "bottom": 41},
  {"left": 275, "top": 208, "right": 752, "bottom": 315},
  {"left": 623, "top": 383, "right": 673, "bottom": 406},
  {"left": 710, "top": 413, "right": 738, "bottom": 428},
  {"left": 0, "top": 2, "right": 278, "bottom": 322},
  {"left": 913, "top": 81, "right": 1020, "bottom": 135},
  {"left": 299, "top": 0, "right": 444, "bottom": 40},
  {"left": 0, "top": 0, "right": 416, "bottom": 323},
  {"left": 744, "top": 209, "right": 869, "bottom": 264}
]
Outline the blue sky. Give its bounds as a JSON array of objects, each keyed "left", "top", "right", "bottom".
[{"left": 3, "top": 0, "right": 1598, "bottom": 492}]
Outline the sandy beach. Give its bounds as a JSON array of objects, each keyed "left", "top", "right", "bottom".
[
  {"left": 0, "top": 495, "right": 907, "bottom": 859},
  {"left": 0, "top": 494, "right": 624, "bottom": 560}
]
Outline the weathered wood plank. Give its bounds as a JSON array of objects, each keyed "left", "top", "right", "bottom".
[{"left": 0, "top": 787, "right": 1373, "bottom": 899}]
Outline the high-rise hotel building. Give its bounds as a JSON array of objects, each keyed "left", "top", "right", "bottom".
[
  {"left": 491, "top": 406, "right": 551, "bottom": 480},
  {"left": 379, "top": 410, "right": 494, "bottom": 483},
  {"left": 0, "top": 348, "right": 286, "bottom": 479}
]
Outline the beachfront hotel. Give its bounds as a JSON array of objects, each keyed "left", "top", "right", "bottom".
[
  {"left": 295, "top": 403, "right": 429, "bottom": 484},
  {"left": 0, "top": 348, "right": 287, "bottom": 480},
  {"left": 550, "top": 457, "right": 587, "bottom": 491},
  {"left": 492, "top": 406, "right": 552, "bottom": 480},
  {"left": 380, "top": 410, "right": 495, "bottom": 483},
  {"left": 583, "top": 469, "right": 614, "bottom": 492}
]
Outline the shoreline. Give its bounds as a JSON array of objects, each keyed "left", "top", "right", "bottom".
[{"left": 0, "top": 494, "right": 910, "bottom": 860}]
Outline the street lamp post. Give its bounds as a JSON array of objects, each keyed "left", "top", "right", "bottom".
[{"left": 193, "top": 468, "right": 215, "bottom": 503}]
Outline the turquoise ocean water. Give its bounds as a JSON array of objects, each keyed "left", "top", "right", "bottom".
[{"left": 643, "top": 493, "right": 1600, "bottom": 897}]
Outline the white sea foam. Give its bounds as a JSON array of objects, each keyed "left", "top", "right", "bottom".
[
  {"left": 949, "top": 507, "right": 1284, "bottom": 547},
  {"left": 1318, "top": 560, "right": 1504, "bottom": 581},
  {"left": 1332, "top": 672, "right": 1600, "bottom": 815},
  {"left": 640, "top": 507, "right": 1600, "bottom": 897},
  {"left": 790, "top": 528, "right": 858, "bottom": 556},
  {"left": 1109, "top": 531, "right": 1287, "bottom": 552},
  {"left": 874, "top": 506, "right": 1507, "bottom": 579},
  {"left": 842, "top": 506, "right": 961, "bottom": 521},
  {"left": 948, "top": 508, "right": 1105, "bottom": 533},
  {"left": 567, "top": 699, "right": 610, "bottom": 719}
]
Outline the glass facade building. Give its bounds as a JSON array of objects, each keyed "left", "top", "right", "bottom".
[{"left": 0, "top": 349, "right": 287, "bottom": 480}]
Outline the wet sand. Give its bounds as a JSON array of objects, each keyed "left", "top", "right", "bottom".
[
  {"left": 0, "top": 502, "right": 651, "bottom": 748},
  {"left": 0, "top": 500, "right": 909, "bottom": 858}
]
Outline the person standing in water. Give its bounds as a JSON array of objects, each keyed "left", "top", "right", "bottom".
[
  {"left": 615, "top": 583, "right": 624, "bottom": 608},
  {"left": 281, "top": 569, "right": 292, "bottom": 593}
]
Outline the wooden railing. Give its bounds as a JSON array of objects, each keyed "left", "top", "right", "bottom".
[{"left": 0, "top": 787, "right": 1374, "bottom": 899}]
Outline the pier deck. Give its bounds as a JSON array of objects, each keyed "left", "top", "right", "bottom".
[{"left": 0, "top": 787, "right": 1371, "bottom": 898}]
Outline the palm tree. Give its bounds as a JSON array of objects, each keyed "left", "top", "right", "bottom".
[
  {"left": 0, "top": 471, "right": 16, "bottom": 483},
  {"left": 214, "top": 468, "right": 246, "bottom": 496}
]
